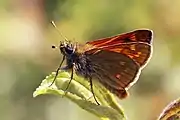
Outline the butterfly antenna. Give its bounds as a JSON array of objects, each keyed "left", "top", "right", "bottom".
[
  {"left": 51, "top": 21, "right": 69, "bottom": 42},
  {"left": 52, "top": 45, "right": 57, "bottom": 49}
]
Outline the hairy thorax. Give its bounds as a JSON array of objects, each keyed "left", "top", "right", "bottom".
[{"left": 73, "top": 53, "right": 94, "bottom": 78}]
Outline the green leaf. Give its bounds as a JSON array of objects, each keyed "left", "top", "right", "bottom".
[
  {"left": 158, "top": 97, "right": 180, "bottom": 120},
  {"left": 33, "top": 71, "right": 126, "bottom": 120}
]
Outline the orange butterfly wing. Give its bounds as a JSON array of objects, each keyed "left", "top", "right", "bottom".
[
  {"left": 84, "top": 29, "right": 153, "bottom": 67},
  {"left": 86, "top": 29, "right": 152, "bottom": 46}
]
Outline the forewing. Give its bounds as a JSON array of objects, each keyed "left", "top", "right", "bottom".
[
  {"left": 86, "top": 42, "right": 152, "bottom": 67},
  {"left": 87, "top": 50, "right": 140, "bottom": 99},
  {"left": 86, "top": 29, "right": 153, "bottom": 47}
]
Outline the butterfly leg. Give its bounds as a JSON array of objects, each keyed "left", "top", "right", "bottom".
[
  {"left": 89, "top": 77, "right": 100, "bottom": 105},
  {"left": 64, "top": 66, "right": 74, "bottom": 95},
  {"left": 49, "top": 55, "right": 65, "bottom": 87}
]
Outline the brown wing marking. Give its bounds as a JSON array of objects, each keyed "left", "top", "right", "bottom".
[
  {"left": 88, "top": 50, "right": 140, "bottom": 99},
  {"left": 86, "top": 42, "right": 151, "bottom": 67}
]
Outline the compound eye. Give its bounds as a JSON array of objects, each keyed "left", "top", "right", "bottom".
[{"left": 65, "top": 47, "right": 73, "bottom": 54}]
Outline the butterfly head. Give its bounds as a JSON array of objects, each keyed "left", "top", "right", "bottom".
[
  {"left": 60, "top": 41, "right": 75, "bottom": 55},
  {"left": 52, "top": 41, "right": 76, "bottom": 57}
]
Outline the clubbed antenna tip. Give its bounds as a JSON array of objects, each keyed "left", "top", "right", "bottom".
[{"left": 52, "top": 45, "right": 57, "bottom": 49}]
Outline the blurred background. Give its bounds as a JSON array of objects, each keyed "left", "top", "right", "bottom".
[{"left": 0, "top": 0, "right": 180, "bottom": 120}]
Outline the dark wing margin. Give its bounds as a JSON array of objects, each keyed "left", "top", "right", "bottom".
[{"left": 87, "top": 50, "right": 140, "bottom": 99}]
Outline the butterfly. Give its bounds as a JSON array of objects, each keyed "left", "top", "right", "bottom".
[{"left": 52, "top": 28, "right": 153, "bottom": 105}]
